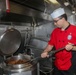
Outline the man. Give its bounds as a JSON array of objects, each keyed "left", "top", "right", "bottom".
[{"left": 41, "top": 7, "right": 76, "bottom": 75}]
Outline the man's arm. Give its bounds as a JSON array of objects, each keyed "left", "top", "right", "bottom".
[
  {"left": 43, "top": 44, "right": 54, "bottom": 53},
  {"left": 41, "top": 44, "right": 53, "bottom": 58}
]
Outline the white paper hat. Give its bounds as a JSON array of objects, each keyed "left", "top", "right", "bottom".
[{"left": 51, "top": 8, "right": 65, "bottom": 19}]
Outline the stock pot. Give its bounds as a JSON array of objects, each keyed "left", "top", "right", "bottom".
[
  {"left": 5, "top": 54, "right": 32, "bottom": 69},
  {"left": 1, "top": 54, "right": 37, "bottom": 73},
  {"left": 0, "top": 28, "right": 39, "bottom": 75},
  {"left": 0, "top": 54, "right": 38, "bottom": 75}
]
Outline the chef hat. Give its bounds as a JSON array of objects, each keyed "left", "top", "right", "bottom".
[{"left": 51, "top": 8, "right": 65, "bottom": 19}]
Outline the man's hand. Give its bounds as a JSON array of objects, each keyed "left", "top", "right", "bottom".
[
  {"left": 41, "top": 51, "right": 49, "bottom": 58},
  {"left": 65, "top": 42, "right": 73, "bottom": 51}
]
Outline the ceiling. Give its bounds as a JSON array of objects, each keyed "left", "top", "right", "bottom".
[
  {"left": 10, "top": 0, "right": 76, "bottom": 9},
  {"left": 1, "top": 0, "right": 76, "bottom": 24},
  {"left": 0, "top": 0, "right": 60, "bottom": 24},
  {"left": 57, "top": 0, "right": 76, "bottom": 13},
  {"left": 10, "top": 0, "right": 45, "bottom": 12},
  {"left": 0, "top": 0, "right": 51, "bottom": 24}
]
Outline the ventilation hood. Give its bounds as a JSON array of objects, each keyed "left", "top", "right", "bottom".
[{"left": 0, "top": 0, "right": 55, "bottom": 23}]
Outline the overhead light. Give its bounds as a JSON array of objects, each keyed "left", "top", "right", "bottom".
[
  {"left": 49, "top": 0, "right": 58, "bottom": 4},
  {"left": 72, "top": 10, "right": 75, "bottom": 14},
  {"left": 64, "top": 2, "right": 69, "bottom": 6},
  {"left": 72, "top": 7, "right": 76, "bottom": 14},
  {"left": 45, "top": 0, "right": 58, "bottom": 4}
]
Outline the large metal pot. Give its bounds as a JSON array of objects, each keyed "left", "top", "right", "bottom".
[
  {"left": 1, "top": 54, "right": 38, "bottom": 75},
  {"left": 0, "top": 28, "right": 39, "bottom": 75},
  {"left": 5, "top": 54, "right": 33, "bottom": 69}
]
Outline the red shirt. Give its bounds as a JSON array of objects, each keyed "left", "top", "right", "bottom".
[{"left": 48, "top": 24, "right": 76, "bottom": 70}]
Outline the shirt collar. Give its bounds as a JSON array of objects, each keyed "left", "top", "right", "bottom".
[
  {"left": 60, "top": 23, "right": 71, "bottom": 31},
  {"left": 65, "top": 23, "right": 70, "bottom": 30}
]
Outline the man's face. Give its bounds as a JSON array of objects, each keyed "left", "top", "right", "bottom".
[{"left": 53, "top": 17, "right": 64, "bottom": 28}]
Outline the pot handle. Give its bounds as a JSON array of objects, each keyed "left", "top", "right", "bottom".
[{"left": 53, "top": 47, "right": 65, "bottom": 53}]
